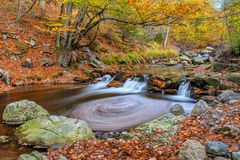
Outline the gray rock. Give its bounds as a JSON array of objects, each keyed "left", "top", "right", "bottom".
[
  {"left": 2, "top": 32, "right": 8, "bottom": 40},
  {"left": 30, "top": 39, "right": 36, "bottom": 48},
  {"left": 178, "top": 139, "right": 207, "bottom": 160},
  {"left": 17, "top": 115, "right": 94, "bottom": 147},
  {"left": 211, "top": 109, "right": 224, "bottom": 121},
  {"left": 232, "top": 152, "right": 240, "bottom": 160},
  {"left": 205, "top": 141, "right": 228, "bottom": 156},
  {"left": 2, "top": 74, "right": 11, "bottom": 85},
  {"left": 192, "top": 55, "right": 209, "bottom": 65},
  {"left": 213, "top": 125, "right": 240, "bottom": 137},
  {"left": 191, "top": 100, "right": 209, "bottom": 116},
  {"left": 3, "top": 100, "right": 49, "bottom": 125},
  {"left": 21, "top": 59, "right": 32, "bottom": 68},
  {"left": 41, "top": 58, "right": 54, "bottom": 67},
  {"left": 170, "top": 104, "right": 185, "bottom": 116},
  {"left": 0, "top": 69, "right": 4, "bottom": 78},
  {"left": 18, "top": 151, "right": 48, "bottom": 160},
  {"left": 0, "top": 136, "right": 10, "bottom": 144},
  {"left": 217, "top": 90, "right": 240, "bottom": 103},
  {"left": 12, "top": 33, "right": 20, "bottom": 40}
]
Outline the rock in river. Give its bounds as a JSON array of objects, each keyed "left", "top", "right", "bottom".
[
  {"left": 17, "top": 115, "right": 94, "bottom": 147},
  {"left": 170, "top": 104, "right": 185, "bottom": 116},
  {"left": 2, "top": 100, "right": 49, "bottom": 125},
  {"left": 178, "top": 139, "right": 208, "bottom": 160},
  {"left": 191, "top": 100, "right": 209, "bottom": 116}
]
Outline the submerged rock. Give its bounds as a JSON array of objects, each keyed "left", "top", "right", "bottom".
[
  {"left": 17, "top": 115, "right": 94, "bottom": 147},
  {"left": 205, "top": 141, "right": 228, "bottom": 156},
  {"left": 3, "top": 100, "right": 49, "bottom": 125},
  {"left": 18, "top": 151, "right": 48, "bottom": 160},
  {"left": 191, "top": 100, "right": 209, "bottom": 116},
  {"left": 178, "top": 139, "right": 207, "bottom": 160},
  {"left": 170, "top": 104, "right": 185, "bottom": 116}
]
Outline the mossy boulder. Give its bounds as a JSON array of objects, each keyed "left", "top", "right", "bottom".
[
  {"left": 227, "top": 72, "right": 240, "bottom": 83},
  {"left": 138, "top": 113, "right": 184, "bottom": 133},
  {"left": 18, "top": 151, "right": 48, "bottom": 160},
  {"left": 3, "top": 100, "right": 49, "bottom": 125},
  {"left": 212, "top": 62, "right": 229, "bottom": 72},
  {"left": 126, "top": 113, "right": 184, "bottom": 144},
  {"left": 17, "top": 115, "right": 94, "bottom": 147},
  {"left": 192, "top": 100, "right": 209, "bottom": 116},
  {"left": 206, "top": 76, "right": 221, "bottom": 88}
]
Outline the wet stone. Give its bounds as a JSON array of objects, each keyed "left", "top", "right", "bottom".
[{"left": 170, "top": 104, "right": 185, "bottom": 116}]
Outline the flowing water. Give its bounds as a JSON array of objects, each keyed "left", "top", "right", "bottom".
[
  {"left": 177, "top": 79, "right": 192, "bottom": 97},
  {"left": 0, "top": 75, "right": 196, "bottom": 159}
]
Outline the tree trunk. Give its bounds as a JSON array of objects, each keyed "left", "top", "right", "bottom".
[
  {"left": 164, "top": 26, "right": 170, "bottom": 48},
  {"left": 63, "top": 2, "right": 73, "bottom": 47},
  {"left": 58, "top": 2, "right": 73, "bottom": 67},
  {"left": 56, "top": 4, "right": 66, "bottom": 48},
  {"left": 17, "top": 0, "right": 25, "bottom": 21}
]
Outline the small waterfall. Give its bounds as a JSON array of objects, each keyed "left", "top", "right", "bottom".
[
  {"left": 177, "top": 79, "right": 192, "bottom": 97},
  {"left": 121, "top": 75, "right": 148, "bottom": 91},
  {"left": 89, "top": 75, "right": 115, "bottom": 90}
]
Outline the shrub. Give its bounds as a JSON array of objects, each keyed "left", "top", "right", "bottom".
[
  {"left": 15, "top": 41, "right": 28, "bottom": 54},
  {"left": 154, "top": 32, "right": 165, "bottom": 43}
]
